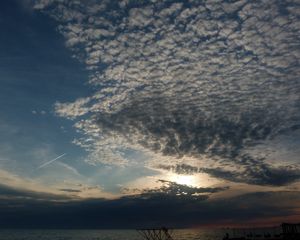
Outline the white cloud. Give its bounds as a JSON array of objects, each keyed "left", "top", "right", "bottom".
[
  {"left": 35, "top": 0, "right": 300, "bottom": 185},
  {"left": 55, "top": 97, "right": 91, "bottom": 119}
]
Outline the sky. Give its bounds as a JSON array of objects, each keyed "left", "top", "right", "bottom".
[{"left": 0, "top": 0, "right": 300, "bottom": 228}]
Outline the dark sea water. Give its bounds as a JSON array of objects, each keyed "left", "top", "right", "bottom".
[
  {"left": 0, "top": 229, "right": 225, "bottom": 240},
  {"left": 0, "top": 228, "right": 283, "bottom": 240}
]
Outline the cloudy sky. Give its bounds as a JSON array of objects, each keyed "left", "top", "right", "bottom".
[{"left": 0, "top": 0, "right": 300, "bottom": 228}]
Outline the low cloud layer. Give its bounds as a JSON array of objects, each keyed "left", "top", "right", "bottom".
[
  {"left": 0, "top": 183, "right": 71, "bottom": 201},
  {"left": 0, "top": 188, "right": 299, "bottom": 228},
  {"left": 34, "top": 0, "right": 300, "bottom": 187}
]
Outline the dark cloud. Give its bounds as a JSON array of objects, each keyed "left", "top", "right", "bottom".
[
  {"left": 157, "top": 164, "right": 199, "bottom": 175},
  {"left": 201, "top": 165, "right": 300, "bottom": 186},
  {"left": 96, "top": 97, "right": 284, "bottom": 158},
  {"left": 97, "top": 97, "right": 300, "bottom": 187},
  {"left": 243, "top": 164, "right": 300, "bottom": 186},
  {"left": 0, "top": 184, "right": 71, "bottom": 201},
  {"left": 0, "top": 190, "right": 299, "bottom": 228},
  {"left": 59, "top": 188, "right": 82, "bottom": 193},
  {"left": 157, "top": 162, "right": 300, "bottom": 186},
  {"left": 94, "top": 89, "right": 299, "bottom": 185},
  {"left": 141, "top": 180, "right": 229, "bottom": 198}
]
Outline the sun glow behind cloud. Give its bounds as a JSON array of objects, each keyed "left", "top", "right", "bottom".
[{"left": 171, "top": 175, "right": 198, "bottom": 187}]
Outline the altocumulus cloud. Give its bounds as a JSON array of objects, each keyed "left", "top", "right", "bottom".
[{"left": 34, "top": 0, "right": 300, "bottom": 186}]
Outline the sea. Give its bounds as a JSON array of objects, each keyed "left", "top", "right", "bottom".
[{"left": 0, "top": 227, "right": 283, "bottom": 240}]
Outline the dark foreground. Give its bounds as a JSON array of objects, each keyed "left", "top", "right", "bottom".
[{"left": 0, "top": 223, "right": 299, "bottom": 240}]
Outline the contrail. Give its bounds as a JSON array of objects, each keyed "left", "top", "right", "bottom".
[{"left": 37, "top": 153, "right": 66, "bottom": 169}]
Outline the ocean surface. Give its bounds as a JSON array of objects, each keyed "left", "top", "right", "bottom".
[{"left": 0, "top": 228, "right": 282, "bottom": 240}]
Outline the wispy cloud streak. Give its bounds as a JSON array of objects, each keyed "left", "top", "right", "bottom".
[{"left": 37, "top": 153, "right": 66, "bottom": 169}]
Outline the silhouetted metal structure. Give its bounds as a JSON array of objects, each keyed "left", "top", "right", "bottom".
[
  {"left": 223, "top": 223, "right": 300, "bottom": 240},
  {"left": 137, "top": 227, "right": 174, "bottom": 240},
  {"left": 282, "top": 223, "right": 300, "bottom": 240}
]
